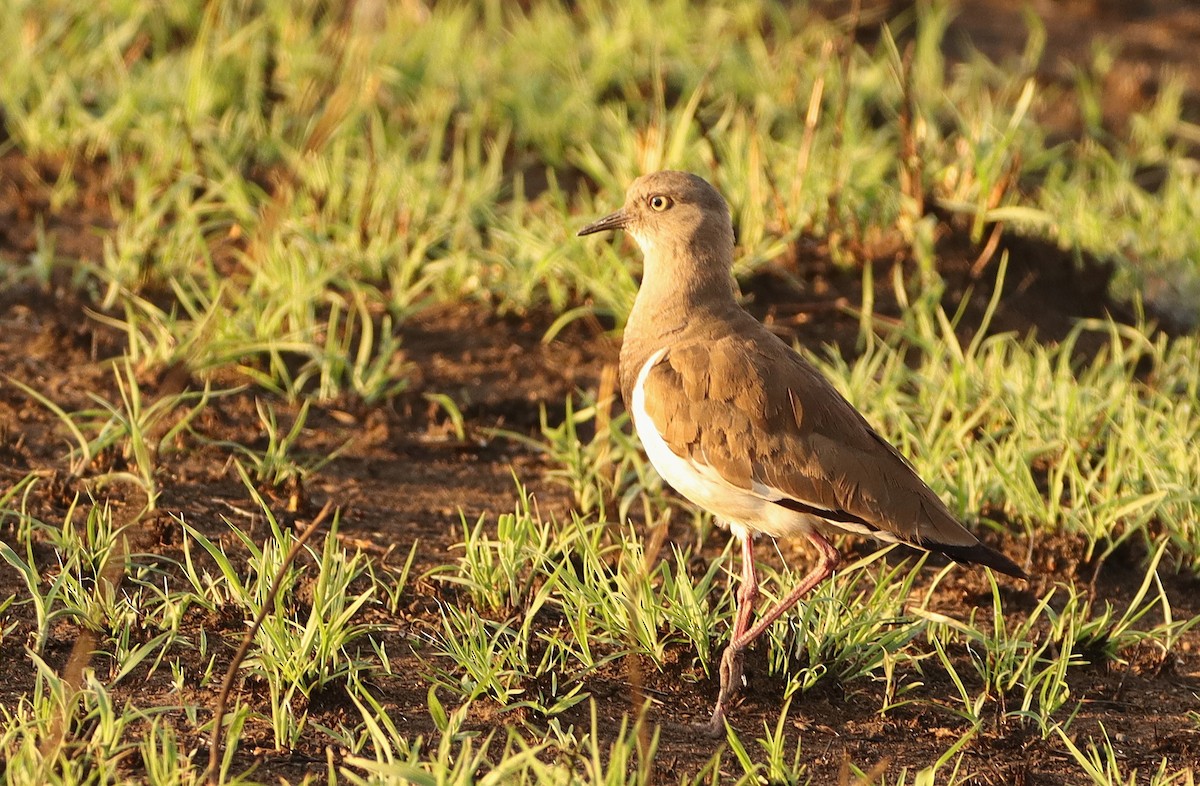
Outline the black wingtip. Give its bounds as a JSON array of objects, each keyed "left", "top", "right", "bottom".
[{"left": 931, "top": 541, "right": 1028, "bottom": 580}]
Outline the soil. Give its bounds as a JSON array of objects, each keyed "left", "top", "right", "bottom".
[{"left": 2, "top": 2, "right": 1200, "bottom": 784}]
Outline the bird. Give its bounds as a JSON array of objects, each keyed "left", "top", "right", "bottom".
[{"left": 577, "top": 170, "right": 1026, "bottom": 735}]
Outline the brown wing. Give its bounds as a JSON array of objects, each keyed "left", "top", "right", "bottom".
[{"left": 640, "top": 331, "right": 1024, "bottom": 577}]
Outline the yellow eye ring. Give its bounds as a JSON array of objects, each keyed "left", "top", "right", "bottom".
[{"left": 649, "top": 195, "right": 673, "bottom": 212}]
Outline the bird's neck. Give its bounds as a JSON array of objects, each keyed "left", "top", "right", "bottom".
[
  {"left": 628, "top": 240, "right": 738, "bottom": 336},
  {"left": 620, "top": 240, "right": 739, "bottom": 403}
]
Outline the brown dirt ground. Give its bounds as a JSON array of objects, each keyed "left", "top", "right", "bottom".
[{"left": 3, "top": 2, "right": 1200, "bottom": 783}]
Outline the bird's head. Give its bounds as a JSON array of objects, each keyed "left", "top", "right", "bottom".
[{"left": 578, "top": 171, "right": 734, "bottom": 261}]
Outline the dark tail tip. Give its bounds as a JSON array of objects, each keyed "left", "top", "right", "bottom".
[{"left": 931, "top": 541, "right": 1028, "bottom": 580}]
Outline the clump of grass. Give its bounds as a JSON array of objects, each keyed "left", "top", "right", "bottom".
[
  {"left": 7, "top": 360, "right": 213, "bottom": 512},
  {"left": 764, "top": 549, "right": 928, "bottom": 697},
  {"left": 914, "top": 543, "right": 1194, "bottom": 738},
  {"left": 181, "top": 473, "right": 377, "bottom": 751},
  {"left": 201, "top": 398, "right": 349, "bottom": 498},
  {"left": 442, "top": 488, "right": 556, "bottom": 615},
  {"left": 1056, "top": 724, "right": 1196, "bottom": 786}
]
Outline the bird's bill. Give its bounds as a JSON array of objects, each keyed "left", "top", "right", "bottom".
[{"left": 577, "top": 208, "right": 629, "bottom": 237}]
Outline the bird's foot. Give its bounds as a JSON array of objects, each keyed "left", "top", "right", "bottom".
[
  {"left": 699, "top": 713, "right": 726, "bottom": 739},
  {"left": 700, "top": 645, "right": 745, "bottom": 738}
]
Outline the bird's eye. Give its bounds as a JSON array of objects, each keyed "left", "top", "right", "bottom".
[{"left": 648, "top": 195, "right": 673, "bottom": 212}]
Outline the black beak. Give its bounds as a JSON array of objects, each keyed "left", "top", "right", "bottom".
[{"left": 577, "top": 208, "right": 629, "bottom": 237}]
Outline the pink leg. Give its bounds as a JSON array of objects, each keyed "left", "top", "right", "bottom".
[
  {"left": 734, "top": 532, "right": 840, "bottom": 650},
  {"left": 731, "top": 534, "right": 758, "bottom": 641},
  {"left": 704, "top": 530, "right": 841, "bottom": 736}
]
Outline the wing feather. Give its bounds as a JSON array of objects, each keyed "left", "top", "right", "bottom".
[{"left": 635, "top": 328, "right": 1024, "bottom": 578}]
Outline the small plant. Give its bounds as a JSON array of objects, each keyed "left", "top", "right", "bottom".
[
  {"left": 186, "top": 474, "right": 377, "bottom": 750},
  {"left": 724, "top": 697, "right": 807, "bottom": 785},
  {"left": 1056, "top": 724, "right": 1196, "bottom": 786},
  {"left": 764, "top": 549, "right": 927, "bottom": 697},
  {"left": 7, "top": 360, "right": 213, "bottom": 512},
  {"left": 205, "top": 399, "right": 349, "bottom": 495},
  {"left": 503, "top": 392, "right": 666, "bottom": 526},
  {"left": 442, "top": 487, "right": 554, "bottom": 614}
]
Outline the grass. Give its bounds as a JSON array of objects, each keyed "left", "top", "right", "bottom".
[{"left": 1, "top": 0, "right": 1199, "bottom": 783}]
